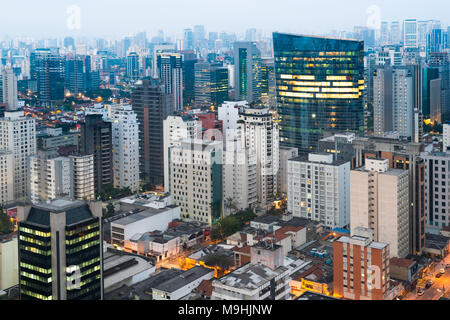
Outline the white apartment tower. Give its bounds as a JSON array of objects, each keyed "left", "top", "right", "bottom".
[
  {"left": 69, "top": 154, "right": 95, "bottom": 201},
  {"left": 222, "top": 141, "right": 257, "bottom": 213},
  {"left": 287, "top": 153, "right": 351, "bottom": 229},
  {"left": 163, "top": 115, "right": 202, "bottom": 192},
  {"left": 0, "top": 111, "right": 36, "bottom": 201},
  {"left": 169, "top": 139, "right": 223, "bottom": 225},
  {"left": 30, "top": 153, "right": 73, "bottom": 204},
  {"left": 111, "top": 104, "right": 140, "bottom": 193},
  {"left": 1, "top": 68, "right": 18, "bottom": 110},
  {"left": 350, "top": 158, "right": 410, "bottom": 258},
  {"left": 237, "top": 107, "right": 279, "bottom": 206}
]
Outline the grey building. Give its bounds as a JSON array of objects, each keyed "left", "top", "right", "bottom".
[
  {"left": 131, "top": 79, "right": 172, "bottom": 185},
  {"left": 80, "top": 114, "right": 113, "bottom": 195},
  {"left": 233, "top": 41, "right": 262, "bottom": 104}
]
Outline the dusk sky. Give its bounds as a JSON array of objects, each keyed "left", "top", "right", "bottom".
[{"left": 0, "top": 0, "right": 448, "bottom": 39}]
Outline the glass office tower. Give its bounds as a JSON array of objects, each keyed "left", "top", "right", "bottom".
[{"left": 273, "top": 33, "right": 365, "bottom": 153}]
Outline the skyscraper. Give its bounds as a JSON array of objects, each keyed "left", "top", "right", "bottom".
[
  {"left": 80, "top": 114, "right": 113, "bottom": 195},
  {"left": 194, "top": 62, "right": 229, "bottom": 108},
  {"left": 273, "top": 33, "right": 364, "bottom": 153},
  {"left": 350, "top": 158, "right": 410, "bottom": 258},
  {"left": 110, "top": 104, "right": 140, "bottom": 192},
  {"left": 233, "top": 41, "right": 262, "bottom": 104},
  {"left": 18, "top": 199, "right": 103, "bottom": 300},
  {"left": 373, "top": 66, "right": 414, "bottom": 139},
  {"left": 126, "top": 52, "right": 140, "bottom": 81},
  {"left": 403, "top": 19, "right": 419, "bottom": 49},
  {"left": 237, "top": 107, "right": 279, "bottom": 205},
  {"left": 157, "top": 52, "right": 184, "bottom": 112},
  {"left": 132, "top": 79, "right": 172, "bottom": 185},
  {"left": 184, "top": 28, "right": 194, "bottom": 51},
  {"left": 0, "top": 111, "right": 36, "bottom": 201},
  {"left": 32, "top": 49, "right": 65, "bottom": 106},
  {"left": 180, "top": 51, "right": 198, "bottom": 108},
  {"left": 1, "top": 68, "right": 18, "bottom": 110},
  {"left": 169, "top": 139, "right": 223, "bottom": 225}
]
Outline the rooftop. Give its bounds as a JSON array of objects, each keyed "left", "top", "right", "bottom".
[
  {"left": 214, "top": 263, "right": 288, "bottom": 290},
  {"left": 152, "top": 267, "right": 213, "bottom": 293}
]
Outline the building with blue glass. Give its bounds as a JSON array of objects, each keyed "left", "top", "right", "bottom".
[{"left": 273, "top": 33, "right": 365, "bottom": 153}]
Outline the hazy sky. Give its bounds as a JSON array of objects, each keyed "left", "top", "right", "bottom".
[{"left": 0, "top": 0, "right": 449, "bottom": 39}]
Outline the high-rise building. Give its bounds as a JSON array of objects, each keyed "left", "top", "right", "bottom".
[
  {"left": 427, "top": 28, "right": 447, "bottom": 57},
  {"left": 278, "top": 146, "right": 298, "bottom": 195},
  {"left": 261, "top": 58, "right": 276, "bottom": 107},
  {"left": 333, "top": 227, "right": 390, "bottom": 300},
  {"left": 126, "top": 52, "right": 140, "bottom": 81},
  {"left": 194, "top": 62, "right": 228, "bottom": 108},
  {"left": 237, "top": 107, "right": 279, "bottom": 206},
  {"left": 273, "top": 33, "right": 364, "bottom": 153},
  {"left": 390, "top": 21, "right": 402, "bottom": 45},
  {"left": 429, "top": 52, "right": 450, "bottom": 124},
  {"left": 184, "top": 29, "right": 194, "bottom": 51},
  {"left": 222, "top": 142, "right": 257, "bottom": 213},
  {"left": 169, "top": 139, "right": 223, "bottom": 225},
  {"left": 352, "top": 136, "right": 426, "bottom": 255},
  {"left": 180, "top": 51, "right": 198, "bottom": 108},
  {"left": 132, "top": 79, "right": 172, "bottom": 185},
  {"left": 69, "top": 154, "right": 95, "bottom": 201},
  {"left": 65, "top": 55, "right": 96, "bottom": 94},
  {"left": 373, "top": 66, "right": 414, "bottom": 138},
  {"left": 157, "top": 52, "right": 184, "bottom": 112},
  {"left": 111, "top": 104, "right": 140, "bottom": 192},
  {"left": 80, "top": 114, "right": 113, "bottom": 195},
  {"left": 29, "top": 151, "right": 73, "bottom": 204},
  {"left": 233, "top": 41, "right": 262, "bottom": 104},
  {"left": 287, "top": 153, "right": 350, "bottom": 230},
  {"left": 18, "top": 199, "right": 103, "bottom": 300},
  {"left": 0, "top": 151, "right": 13, "bottom": 205},
  {"left": 422, "top": 151, "right": 450, "bottom": 231},
  {"left": 0, "top": 111, "right": 36, "bottom": 201},
  {"left": 163, "top": 115, "right": 201, "bottom": 191},
  {"left": 1, "top": 68, "right": 18, "bottom": 110},
  {"left": 32, "top": 49, "right": 65, "bottom": 105},
  {"left": 380, "top": 22, "right": 389, "bottom": 46},
  {"left": 350, "top": 158, "right": 409, "bottom": 258},
  {"left": 403, "top": 19, "right": 418, "bottom": 48}
]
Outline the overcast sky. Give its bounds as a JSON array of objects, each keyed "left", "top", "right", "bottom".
[{"left": 0, "top": 0, "right": 448, "bottom": 39}]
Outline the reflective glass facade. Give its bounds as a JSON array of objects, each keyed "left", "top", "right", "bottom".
[{"left": 273, "top": 33, "right": 365, "bottom": 153}]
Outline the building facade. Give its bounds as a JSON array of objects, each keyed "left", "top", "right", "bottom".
[
  {"left": 273, "top": 33, "right": 364, "bottom": 153},
  {"left": 287, "top": 153, "right": 350, "bottom": 230}
]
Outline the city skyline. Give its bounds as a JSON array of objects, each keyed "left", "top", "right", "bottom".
[{"left": 1, "top": 0, "right": 450, "bottom": 39}]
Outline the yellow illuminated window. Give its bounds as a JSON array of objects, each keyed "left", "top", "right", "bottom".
[
  {"left": 326, "top": 76, "right": 347, "bottom": 81},
  {"left": 332, "top": 82, "right": 354, "bottom": 87}
]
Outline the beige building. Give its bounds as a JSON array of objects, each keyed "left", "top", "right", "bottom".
[
  {"left": 0, "top": 234, "right": 18, "bottom": 290},
  {"left": 0, "top": 151, "right": 14, "bottom": 205},
  {"left": 169, "top": 139, "right": 223, "bottom": 225},
  {"left": 350, "top": 158, "right": 410, "bottom": 258}
]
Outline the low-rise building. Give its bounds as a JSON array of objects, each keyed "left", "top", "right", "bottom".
[
  {"left": 110, "top": 205, "right": 180, "bottom": 247},
  {"left": 103, "top": 249, "right": 156, "bottom": 294},
  {"left": 152, "top": 266, "right": 214, "bottom": 300}
]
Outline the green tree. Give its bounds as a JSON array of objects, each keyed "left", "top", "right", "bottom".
[
  {"left": 106, "top": 203, "right": 115, "bottom": 218},
  {"left": 204, "top": 253, "right": 234, "bottom": 270},
  {"left": 0, "top": 211, "right": 13, "bottom": 235}
]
